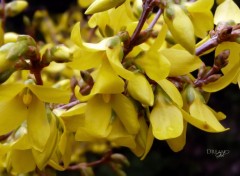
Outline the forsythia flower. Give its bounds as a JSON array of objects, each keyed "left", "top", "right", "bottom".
[{"left": 0, "top": 80, "right": 70, "bottom": 152}]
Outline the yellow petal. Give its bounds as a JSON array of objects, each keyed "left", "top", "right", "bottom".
[
  {"left": 189, "top": 99, "right": 227, "bottom": 132},
  {"left": 167, "top": 120, "right": 187, "bottom": 152},
  {"left": 91, "top": 58, "right": 125, "bottom": 94},
  {"left": 150, "top": 23, "right": 168, "bottom": 51},
  {"left": 0, "top": 97, "right": 27, "bottom": 135},
  {"left": 10, "top": 149, "right": 36, "bottom": 173},
  {"left": 190, "top": 12, "right": 214, "bottom": 38},
  {"left": 12, "top": 134, "right": 31, "bottom": 150},
  {"left": 161, "top": 46, "right": 202, "bottom": 76},
  {"left": 135, "top": 51, "right": 170, "bottom": 82},
  {"left": 127, "top": 73, "right": 154, "bottom": 106},
  {"left": 85, "top": 95, "right": 112, "bottom": 137},
  {"left": 68, "top": 49, "right": 103, "bottom": 70},
  {"left": 187, "top": 0, "right": 214, "bottom": 12},
  {"left": 27, "top": 97, "right": 50, "bottom": 151},
  {"left": 108, "top": 118, "right": 136, "bottom": 149},
  {"left": 214, "top": 0, "right": 240, "bottom": 24},
  {"left": 28, "top": 85, "right": 70, "bottom": 103},
  {"left": 140, "top": 124, "right": 154, "bottom": 160},
  {"left": 150, "top": 93, "right": 183, "bottom": 140},
  {"left": 157, "top": 79, "right": 183, "bottom": 108},
  {"left": 106, "top": 37, "right": 134, "bottom": 80},
  {"left": 164, "top": 4, "right": 195, "bottom": 54},
  {"left": 0, "top": 83, "right": 25, "bottom": 101},
  {"left": 131, "top": 116, "right": 148, "bottom": 157},
  {"left": 111, "top": 94, "right": 140, "bottom": 134},
  {"left": 32, "top": 110, "right": 61, "bottom": 170}
]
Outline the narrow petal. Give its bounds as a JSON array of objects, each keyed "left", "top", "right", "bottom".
[
  {"left": 0, "top": 97, "right": 27, "bottom": 135},
  {"left": 106, "top": 37, "right": 134, "bottom": 80},
  {"left": 157, "top": 79, "right": 183, "bottom": 108},
  {"left": 167, "top": 120, "right": 187, "bottom": 152},
  {"left": 28, "top": 85, "right": 70, "bottom": 103},
  {"left": 27, "top": 97, "right": 50, "bottom": 151},
  {"left": 85, "top": 95, "right": 112, "bottom": 137},
  {"left": 0, "top": 83, "right": 25, "bottom": 101},
  {"left": 111, "top": 94, "right": 140, "bottom": 134},
  {"left": 188, "top": 99, "right": 228, "bottom": 132},
  {"left": 150, "top": 23, "right": 167, "bottom": 51},
  {"left": 140, "top": 125, "right": 154, "bottom": 160}
]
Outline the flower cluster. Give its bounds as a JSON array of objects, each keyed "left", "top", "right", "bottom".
[{"left": 0, "top": 0, "right": 240, "bottom": 175}]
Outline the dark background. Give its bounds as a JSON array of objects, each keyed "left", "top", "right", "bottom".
[{"left": 4, "top": 0, "right": 240, "bottom": 175}]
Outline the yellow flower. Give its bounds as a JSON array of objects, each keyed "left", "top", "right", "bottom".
[
  {"left": 0, "top": 80, "right": 70, "bottom": 152},
  {"left": 150, "top": 87, "right": 184, "bottom": 140},
  {"left": 182, "top": 85, "right": 228, "bottom": 132}
]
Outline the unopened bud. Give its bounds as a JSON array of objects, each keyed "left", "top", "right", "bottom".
[
  {"left": 6, "top": 35, "right": 37, "bottom": 61},
  {"left": 4, "top": 32, "right": 18, "bottom": 43},
  {"left": 85, "top": 0, "right": 126, "bottom": 15},
  {"left": 111, "top": 153, "right": 130, "bottom": 166},
  {"left": 184, "top": 85, "right": 195, "bottom": 105},
  {"left": 44, "top": 45, "right": 73, "bottom": 63},
  {"left": 53, "top": 45, "right": 72, "bottom": 62},
  {"left": 205, "top": 74, "right": 222, "bottom": 84},
  {"left": 5, "top": 0, "right": 28, "bottom": 17},
  {"left": 214, "top": 49, "right": 230, "bottom": 69}
]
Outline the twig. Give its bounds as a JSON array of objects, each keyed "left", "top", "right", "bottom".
[
  {"left": 67, "top": 151, "right": 112, "bottom": 170},
  {"left": 57, "top": 100, "right": 80, "bottom": 110}
]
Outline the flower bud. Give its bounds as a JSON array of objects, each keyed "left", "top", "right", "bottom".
[
  {"left": 4, "top": 32, "right": 18, "bottom": 44},
  {"left": 111, "top": 153, "right": 130, "bottom": 166},
  {"left": 85, "top": 0, "right": 126, "bottom": 15},
  {"left": 6, "top": 35, "right": 37, "bottom": 61},
  {"left": 5, "top": 0, "right": 28, "bottom": 17},
  {"left": 214, "top": 49, "right": 230, "bottom": 69},
  {"left": 43, "top": 45, "right": 73, "bottom": 63}
]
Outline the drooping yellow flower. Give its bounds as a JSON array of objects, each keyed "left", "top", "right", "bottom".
[
  {"left": 150, "top": 87, "right": 184, "bottom": 140},
  {"left": 0, "top": 80, "right": 70, "bottom": 152},
  {"left": 182, "top": 85, "right": 228, "bottom": 132}
]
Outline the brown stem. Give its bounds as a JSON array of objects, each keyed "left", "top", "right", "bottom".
[
  {"left": 147, "top": 8, "right": 162, "bottom": 30},
  {"left": 124, "top": 0, "right": 159, "bottom": 57},
  {"left": 33, "top": 69, "right": 43, "bottom": 85},
  {"left": 57, "top": 100, "right": 80, "bottom": 110},
  {"left": 67, "top": 151, "right": 112, "bottom": 170},
  {"left": 195, "top": 36, "right": 218, "bottom": 56}
]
